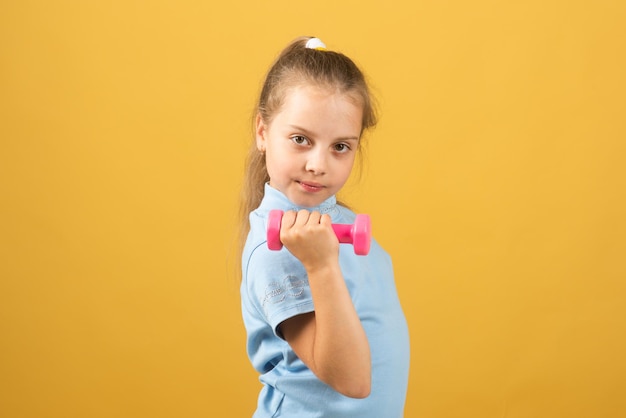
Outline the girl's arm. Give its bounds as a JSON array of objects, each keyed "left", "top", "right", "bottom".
[{"left": 277, "top": 210, "right": 371, "bottom": 399}]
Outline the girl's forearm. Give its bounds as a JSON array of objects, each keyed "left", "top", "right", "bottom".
[{"left": 306, "top": 262, "right": 371, "bottom": 398}]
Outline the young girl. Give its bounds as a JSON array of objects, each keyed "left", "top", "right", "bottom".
[{"left": 239, "top": 36, "right": 410, "bottom": 417}]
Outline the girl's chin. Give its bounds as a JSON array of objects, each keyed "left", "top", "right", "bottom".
[{"left": 270, "top": 182, "right": 332, "bottom": 207}]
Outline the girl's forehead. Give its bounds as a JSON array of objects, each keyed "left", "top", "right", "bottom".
[
  {"left": 269, "top": 85, "right": 363, "bottom": 138},
  {"left": 281, "top": 86, "right": 361, "bottom": 115},
  {"left": 280, "top": 84, "right": 364, "bottom": 111}
]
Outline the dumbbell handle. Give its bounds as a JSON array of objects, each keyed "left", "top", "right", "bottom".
[
  {"left": 267, "top": 209, "right": 371, "bottom": 255},
  {"left": 332, "top": 224, "right": 357, "bottom": 244}
]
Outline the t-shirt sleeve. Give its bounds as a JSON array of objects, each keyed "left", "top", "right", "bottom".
[{"left": 244, "top": 245, "right": 314, "bottom": 337}]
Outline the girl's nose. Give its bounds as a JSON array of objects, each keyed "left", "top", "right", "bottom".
[{"left": 305, "top": 150, "right": 327, "bottom": 175}]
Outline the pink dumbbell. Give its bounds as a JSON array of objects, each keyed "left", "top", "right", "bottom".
[{"left": 266, "top": 209, "right": 371, "bottom": 256}]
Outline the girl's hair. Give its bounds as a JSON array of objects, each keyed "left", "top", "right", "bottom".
[{"left": 237, "top": 36, "right": 378, "bottom": 276}]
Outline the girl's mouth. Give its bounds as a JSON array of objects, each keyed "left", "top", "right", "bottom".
[{"left": 298, "top": 181, "right": 324, "bottom": 192}]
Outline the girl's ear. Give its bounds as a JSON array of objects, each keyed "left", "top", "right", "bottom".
[{"left": 255, "top": 114, "right": 267, "bottom": 152}]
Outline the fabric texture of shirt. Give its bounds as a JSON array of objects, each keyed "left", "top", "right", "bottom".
[{"left": 241, "top": 184, "right": 410, "bottom": 417}]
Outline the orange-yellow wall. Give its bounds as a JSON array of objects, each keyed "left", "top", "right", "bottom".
[{"left": 1, "top": 1, "right": 625, "bottom": 417}]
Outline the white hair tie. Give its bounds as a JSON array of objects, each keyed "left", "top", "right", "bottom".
[{"left": 305, "top": 37, "right": 327, "bottom": 50}]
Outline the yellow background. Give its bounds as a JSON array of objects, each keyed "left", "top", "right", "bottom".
[{"left": 1, "top": 1, "right": 624, "bottom": 417}]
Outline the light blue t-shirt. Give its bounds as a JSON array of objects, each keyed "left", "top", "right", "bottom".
[{"left": 241, "top": 184, "right": 410, "bottom": 417}]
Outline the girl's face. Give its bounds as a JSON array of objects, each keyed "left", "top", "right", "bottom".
[{"left": 256, "top": 85, "right": 363, "bottom": 208}]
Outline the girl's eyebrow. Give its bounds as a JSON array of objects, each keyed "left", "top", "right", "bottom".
[{"left": 288, "top": 124, "right": 360, "bottom": 142}]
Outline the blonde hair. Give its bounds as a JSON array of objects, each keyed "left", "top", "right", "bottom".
[{"left": 237, "top": 36, "right": 378, "bottom": 276}]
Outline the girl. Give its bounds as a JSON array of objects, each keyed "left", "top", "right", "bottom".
[{"left": 239, "top": 36, "right": 410, "bottom": 417}]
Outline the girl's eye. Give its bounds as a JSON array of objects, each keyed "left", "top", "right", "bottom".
[
  {"left": 334, "top": 143, "right": 351, "bottom": 153},
  {"left": 291, "top": 136, "right": 308, "bottom": 145}
]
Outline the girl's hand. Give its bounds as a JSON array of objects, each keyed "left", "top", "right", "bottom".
[{"left": 279, "top": 209, "right": 339, "bottom": 271}]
